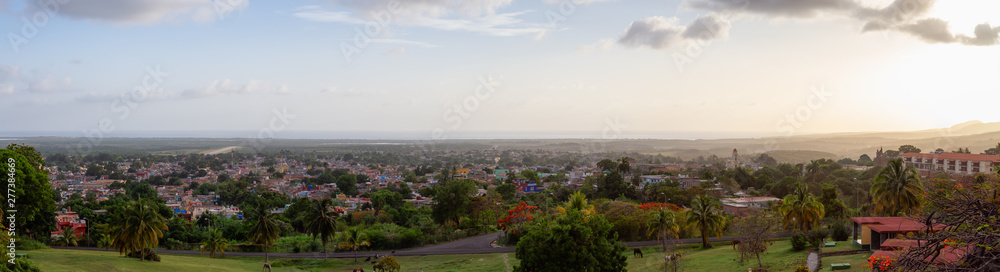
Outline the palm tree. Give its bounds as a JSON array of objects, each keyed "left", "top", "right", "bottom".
[
  {"left": 686, "top": 194, "right": 727, "bottom": 249},
  {"left": 53, "top": 227, "right": 80, "bottom": 246},
  {"left": 97, "top": 234, "right": 112, "bottom": 250},
  {"left": 647, "top": 208, "right": 679, "bottom": 251},
  {"left": 201, "top": 229, "right": 228, "bottom": 258},
  {"left": 617, "top": 157, "right": 631, "bottom": 176},
  {"left": 779, "top": 186, "right": 825, "bottom": 231},
  {"left": 110, "top": 199, "right": 168, "bottom": 261},
  {"left": 871, "top": 158, "right": 924, "bottom": 216},
  {"left": 306, "top": 198, "right": 338, "bottom": 261},
  {"left": 806, "top": 161, "right": 822, "bottom": 182},
  {"left": 337, "top": 227, "right": 371, "bottom": 263},
  {"left": 566, "top": 191, "right": 591, "bottom": 211},
  {"left": 247, "top": 204, "right": 280, "bottom": 269}
]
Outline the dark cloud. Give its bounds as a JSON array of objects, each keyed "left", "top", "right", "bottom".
[
  {"left": 618, "top": 14, "right": 731, "bottom": 50},
  {"left": 683, "top": 0, "right": 856, "bottom": 18},
  {"left": 958, "top": 23, "right": 1000, "bottom": 46}
]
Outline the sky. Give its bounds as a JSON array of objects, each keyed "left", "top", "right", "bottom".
[{"left": 0, "top": 0, "right": 998, "bottom": 140}]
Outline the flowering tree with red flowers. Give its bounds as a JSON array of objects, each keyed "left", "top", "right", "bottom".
[
  {"left": 866, "top": 254, "right": 893, "bottom": 271},
  {"left": 498, "top": 202, "right": 539, "bottom": 236}
]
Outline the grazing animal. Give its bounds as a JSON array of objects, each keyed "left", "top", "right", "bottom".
[
  {"left": 262, "top": 263, "right": 271, "bottom": 272},
  {"left": 352, "top": 269, "right": 365, "bottom": 272},
  {"left": 373, "top": 262, "right": 384, "bottom": 272},
  {"left": 632, "top": 248, "right": 643, "bottom": 258},
  {"left": 390, "top": 250, "right": 395, "bottom": 255},
  {"left": 364, "top": 257, "right": 371, "bottom": 262},
  {"left": 732, "top": 240, "right": 741, "bottom": 249}
]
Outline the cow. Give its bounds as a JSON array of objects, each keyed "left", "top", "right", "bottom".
[{"left": 632, "top": 248, "right": 643, "bottom": 258}]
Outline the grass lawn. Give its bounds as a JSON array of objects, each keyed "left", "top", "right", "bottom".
[
  {"left": 822, "top": 252, "right": 872, "bottom": 272},
  {"left": 29, "top": 240, "right": 815, "bottom": 272},
  {"left": 673, "top": 239, "right": 810, "bottom": 271},
  {"left": 823, "top": 240, "right": 860, "bottom": 253}
]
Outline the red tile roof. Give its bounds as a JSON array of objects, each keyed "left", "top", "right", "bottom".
[
  {"left": 901, "top": 152, "right": 1000, "bottom": 162},
  {"left": 850, "top": 217, "right": 944, "bottom": 233}
]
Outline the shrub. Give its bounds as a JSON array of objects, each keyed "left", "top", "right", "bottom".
[
  {"left": 14, "top": 237, "right": 48, "bottom": 251},
  {"left": 0, "top": 257, "right": 42, "bottom": 272},
  {"left": 794, "top": 266, "right": 809, "bottom": 272},
  {"left": 791, "top": 232, "right": 808, "bottom": 251},
  {"left": 830, "top": 221, "right": 850, "bottom": 241},
  {"left": 806, "top": 229, "right": 829, "bottom": 248},
  {"left": 126, "top": 249, "right": 161, "bottom": 262}
]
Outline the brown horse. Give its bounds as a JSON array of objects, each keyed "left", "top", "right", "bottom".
[
  {"left": 632, "top": 248, "right": 643, "bottom": 258},
  {"left": 732, "top": 240, "right": 741, "bottom": 249},
  {"left": 262, "top": 263, "right": 271, "bottom": 272}
]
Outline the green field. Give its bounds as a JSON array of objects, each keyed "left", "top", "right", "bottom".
[{"left": 28, "top": 241, "right": 832, "bottom": 272}]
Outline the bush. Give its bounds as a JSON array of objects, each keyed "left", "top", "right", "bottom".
[
  {"left": 830, "top": 221, "right": 850, "bottom": 241},
  {"left": 806, "top": 229, "right": 829, "bottom": 248},
  {"left": 794, "top": 266, "right": 809, "bottom": 272},
  {"left": 14, "top": 237, "right": 48, "bottom": 251},
  {"left": 791, "top": 232, "right": 808, "bottom": 251},
  {"left": 126, "top": 249, "right": 161, "bottom": 262},
  {"left": 0, "top": 257, "right": 42, "bottom": 272}
]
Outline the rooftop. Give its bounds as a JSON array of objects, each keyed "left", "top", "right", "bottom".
[
  {"left": 901, "top": 152, "right": 1000, "bottom": 162},
  {"left": 851, "top": 216, "right": 944, "bottom": 233}
]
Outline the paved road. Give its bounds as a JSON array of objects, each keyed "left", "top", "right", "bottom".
[{"left": 52, "top": 232, "right": 792, "bottom": 259}]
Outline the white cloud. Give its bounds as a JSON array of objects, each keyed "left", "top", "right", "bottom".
[
  {"left": 181, "top": 79, "right": 288, "bottom": 98},
  {"left": 26, "top": 75, "right": 72, "bottom": 93},
  {"left": 679, "top": 0, "right": 999, "bottom": 46},
  {"left": 293, "top": 2, "right": 546, "bottom": 37},
  {"left": 372, "top": 39, "right": 436, "bottom": 47},
  {"left": 50, "top": 0, "right": 248, "bottom": 24},
  {"left": 382, "top": 47, "right": 406, "bottom": 56},
  {"left": 618, "top": 14, "right": 731, "bottom": 50}
]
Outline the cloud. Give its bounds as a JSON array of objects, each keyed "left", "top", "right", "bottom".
[
  {"left": 0, "top": 84, "right": 13, "bottom": 95},
  {"left": 541, "top": 0, "right": 613, "bottom": 4},
  {"left": 293, "top": 2, "right": 546, "bottom": 37},
  {"left": 0, "top": 65, "right": 19, "bottom": 83},
  {"left": 679, "top": 0, "right": 998, "bottom": 46},
  {"left": 26, "top": 75, "right": 72, "bottom": 93},
  {"left": 51, "top": 0, "right": 248, "bottom": 24},
  {"left": 618, "top": 14, "right": 731, "bottom": 50},
  {"left": 181, "top": 79, "right": 288, "bottom": 98},
  {"left": 0, "top": 66, "right": 75, "bottom": 94},
  {"left": 371, "top": 39, "right": 436, "bottom": 47},
  {"left": 897, "top": 18, "right": 954, "bottom": 43},
  {"left": 683, "top": 0, "right": 852, "bottom": 18}
]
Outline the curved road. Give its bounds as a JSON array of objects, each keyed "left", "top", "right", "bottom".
[{"left": 52, "top": 232, "right": 791, "bottom": 259}]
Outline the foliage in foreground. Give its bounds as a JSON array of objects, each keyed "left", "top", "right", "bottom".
[{"left": 514, "top": 209, "right": 627, "bottom": 272}]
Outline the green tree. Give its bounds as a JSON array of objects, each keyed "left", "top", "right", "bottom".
[
  {"left": 97, "top": 234, "right": 112, "bottom": 250},
  {"left": 335, "top": 174, "right": 358, "bottom": 195},
  {"left": 1, "top": 146, "right": 57, "bottom": 239},
  {"left": 514, "top": 210, "right": 627, "bottom": 272},
  {"left": 306, "top": 198, "right": 338, "bottom": 261},
  {"left": 431, "top": 179, "right": 477, "bottom": 225},
  {"left": 871, "top": 158, "right": 923, "bottom": 216},
  {"left": 596, "top": 159, "right": 617, "bottom": 172},
  {"left": 200, "top": 229, "right": 228, "bottom": 258},
  {"left": 110, "top": 199, "right": 168, "bottom": 261},
  {"left": 779, "top": 186, "right": 825, "bottom": 231},
  {"left": 519, "top": 170, "right": 540, "bottom": 183},
  {"left": 617, "top": 157, "right": 631, "bottom": 175},
  {"left": 898, "top": 145, "right": 921, "bottom": 154},
  {"left": 647, "top": 208, "right": 679, "bottom": 252},
  {"left": 686, "top": 195, "right": 727, "bottom": 249},
  {"left": 858, "top": 154, "right": 873, "bottom": 164},
  {"left": 246, "top": 203, "right": 280, "bottom": 268},
  {"left": 496, "top": 183, "right": 516, "bottom": 201},
  {"left": 336, "top": 227, "right": 371, "bottom": 263},
  {"left": 53, "top": 227, "right": 80, "bottom": 247}
]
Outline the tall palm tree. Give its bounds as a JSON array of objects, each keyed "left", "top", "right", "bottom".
[
  {"left": 306, "top": 198, "right": 338, "bottom": 261},
  {"left": 779, "top": 186, "right": 825, "bottom": 231},
  {"left": 110, "top": 199, "right": 168, "bottom": 261},
  {"left": 337, "top": 227, "right": 371, "bottom": 263},
  {"left": 200, "top": 229, "right": 229, "bottom": 258},
  {"left": 647, "top": 208, "right": 679, "bottom": 251},
  {"left": 871, "top": 158, "right": 924, "bottom": 216},
  {"left": 566, "top": 191, "right": 591, "bottom": 211},
  {"left": 617, "top": 157, "right": 632, "bottom": 175},
  {"left": 806, "top": 161, "right": 822, "bottom": 182},
  {"left": 247, "top": 204, "right": 280, "bottom": 269},
  {"left": 53, "top": 227, "right": 80, "bottom": 246},
  {"left": 686, "top": 195, "right": 727, "bottom": 249}
]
